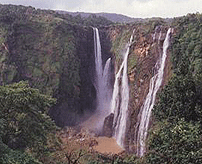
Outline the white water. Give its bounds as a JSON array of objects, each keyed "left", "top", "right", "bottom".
[
  {"left": 136, "top": 28, "right": 172, "bottom": 157},
  {"left": 103, "top": 58, "right": 112, "bottom": 114},
  {"left": 152, "top": 30, "right": 157, "bottom": 42},
  {"left": 93, "top": 27, "right": 112, "bottom": 131},
  {"left": 111, "top": 32, "right": 134, "bottom": 148},
  {"left": 158, "top": 31, "right": 162, "bottom": 44},
  {"left": 93, "top": 27, "right": 103, "bottom": 107}
]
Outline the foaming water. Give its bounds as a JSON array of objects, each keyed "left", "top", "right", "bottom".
[
  {"left": 136, "top": 28, "right": 172, "bottom": 157},
  {"left": 86, "top": 28, "right": 112, "bottom": 132},
  {"left": 111, "top": 31, "right": 134, "bottom": 148}
]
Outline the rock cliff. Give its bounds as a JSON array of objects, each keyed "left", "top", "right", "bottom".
[
  {"left": 0, "top": 5, "right": 112, "bottom": 126},
  {"left": 101, "top": 22, "right": 172, "bottom": 151},
  {"left": 0, "top": 4, "right": 172, "bottom": 146}
]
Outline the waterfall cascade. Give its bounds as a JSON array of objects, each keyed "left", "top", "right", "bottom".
[
  {"left": 135, "top": 28, "right": 172, "bottom": 157},
  {"left": 111, "top": 31, "right": 134, "bottom": 148},
  {"left": 93, "top": 27, "right": 112, "bottom": 131}
]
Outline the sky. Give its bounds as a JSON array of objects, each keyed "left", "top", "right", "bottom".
[{"left": 0, "top": 0, "right": 202, "bottom": 18}]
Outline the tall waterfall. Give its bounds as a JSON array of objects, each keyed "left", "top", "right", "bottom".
[
  {"left": 136, "top": 28, "right": 172, "bottom": 157},
  {"left": 93, "top": 27, "right": 112, "bottom": 131},
  {"left": 111, "top": 32, "right": 134, "bottom": 148}
]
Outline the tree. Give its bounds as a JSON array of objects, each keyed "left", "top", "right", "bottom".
[
  {"left": 153, "top": 74, "right": 202, "bottom": 123},
  {"left": 0, "top": 81, "right": 56, "bottom": 161},
  {"left": 147, "top": 13, "right": 202, "bottom": 163},
  {"left": 147, "top": 120, "right": 202, "bottom": 164}
]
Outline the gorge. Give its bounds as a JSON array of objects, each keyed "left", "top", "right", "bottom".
[
  {"left": 90, "top": 26, "right": 173, "bottom": 156},
  {"left": 0, "top": 4, "right": 202, "bottom": 164}
]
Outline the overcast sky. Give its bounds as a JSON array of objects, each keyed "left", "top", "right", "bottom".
[{"left": 1, "top": 0, "right": 202, "bottom": 18}]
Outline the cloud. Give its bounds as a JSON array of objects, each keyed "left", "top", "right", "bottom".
[
  {"left": 63, "top": 0, "right": 202, "bottom": 18},
  {"left": 1, "top": 0, "right": 202, "bottom": 18}
]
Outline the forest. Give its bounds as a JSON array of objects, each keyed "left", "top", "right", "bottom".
[
  {"left": 146, "top": 13, "right": 202, "bottom": 163},
  {"left": 0, "top": 4, "right": 202, "bottom": 164}
]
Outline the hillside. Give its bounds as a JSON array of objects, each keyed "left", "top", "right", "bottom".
[{"left": 57, "top": 11, "right": 144, "bottom": 23}]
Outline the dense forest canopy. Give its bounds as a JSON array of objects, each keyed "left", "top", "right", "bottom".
[{"left": 0, "top": 81, "right": 56, "bottom": 163}]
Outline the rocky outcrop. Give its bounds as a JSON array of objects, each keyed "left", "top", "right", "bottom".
[
  {"left": 103, "top": 23, "right": 172, "bottom": 151},
  {"left": 128, "top": 26, "right": 172, "bottom": 152},
  {"left": 102, "top": 113, "right": 114, "bottom": 137}
]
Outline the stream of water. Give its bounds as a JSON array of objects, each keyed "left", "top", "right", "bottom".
[
  {"left": 111, "top": 32, "right": 134, "bottom": 148},
  {"left": 136, "top": 28, "right": 172, "bottom": 157},
  {"left": 93, "top": 27, "right": 112, "bottom": 131}
]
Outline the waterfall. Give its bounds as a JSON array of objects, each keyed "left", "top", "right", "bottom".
[
  {"left": 136, "top": 28, "right": 172, "bottom": 157},
  {"left": 93, "top": 27, "right": 103, "bottom": 109},
  {"left": 93, "top": 27, "right": 112, "bottom": 131},
  {"left": 111, "top": 31, "right": 134, "bottom": 148},
  {"left": 103, "top": 58, "right": 112, "bottom": 114}
]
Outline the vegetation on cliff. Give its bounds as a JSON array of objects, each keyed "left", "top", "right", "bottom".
[
  {"left": 56, "top": 12, "right": 113, "bottom": 27},
  {"left": 0, "top": 4, "right": 112, "bottom": 163},
  {"left": 0, "top": 4, "right": 115, "bottom": 163},
  {"left": 1, "top": 3, "right": 202, "bottom": 164},
  {"left": 146, "top": 13, "right": 202, "bottom": 163},
  {"left": 0, "top": 4, "right": 114, "bottom": 127}
]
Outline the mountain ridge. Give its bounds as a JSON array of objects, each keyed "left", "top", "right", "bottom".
[{"left": 56, "top": 10, "right": 144, "bottom": 23}]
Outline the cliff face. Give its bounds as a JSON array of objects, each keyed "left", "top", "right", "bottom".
[
  {"left": 127, "top": 26, "right": 172, "bottom": 153},
  {"left": 49, "top": 26, "right": 97, "bottom": 126},
  {"left": 0, "top": 4, "right": 116, "bottom": 127},
  {"left": 103, "top": 22, "right": 172, "bottom": 151},
  {"left": 0, "top": 5, "right": 109, "bottom": 127},
  {"left": 0, "top": 4, "right": 172, "bottom": 137},
  {"left": 2, "top": 5, "right": 202, "bottom": 163},
  {"left": 5, "top": 24, "right": 96, "bottom": 126}
]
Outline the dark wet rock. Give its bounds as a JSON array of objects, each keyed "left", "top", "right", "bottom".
[{"left": 102, "top": 113, "right": 114, "bottom": 137}]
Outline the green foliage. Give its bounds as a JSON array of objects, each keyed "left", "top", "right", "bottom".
[
  {"left": 0, "top": 145, "right": 41, "bottom": 164},
  {"left": 147, "top": 13, "right": 202, "bottom": 163},
  {"left": 83, "top": 14, "right": 113, "bottom": 27},
  {"left": 56, "top": 13, "right": 113, "bottom": 27},
  {"left": 147, "top": 120, "right": 202, "bottom": 164},
  {"left": 0, "top": 3, "right": 96, "bottom": 126},
  {"left": 55, "top": 21, "right": 81, "bottom": 99},
  {"left": 153, "top": 74, "right": 202, "bottom": 122},
  {"left": 0, "top": 4, "right": 29, "bottom": 24},
  {"left": 85, "top": 153, "right": 138, "bottom": 164},
  {"left": 0, "top": 3, "right": 82, "bottom": 100},
  {"left": 172, "top": 14, "right": 202, "bottom": 78},
  {"left": 0, "top": 81, "right": 56, "bottom": 162},
  {"left": 111, "top": 26, "right": 133, "bottom": 68},
  {"left": 141, "top": 18, "right": 165, "bottom": 36}
]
